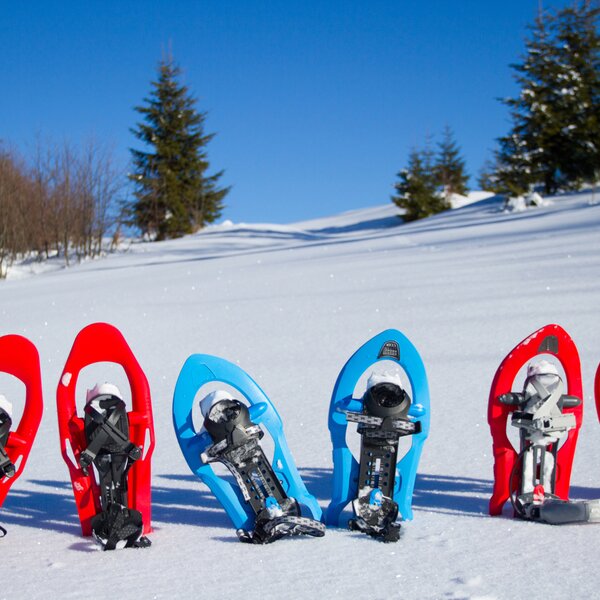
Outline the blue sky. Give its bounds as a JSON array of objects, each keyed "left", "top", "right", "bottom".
[{"left": 1, "top": 1, "right": 574, "bottom": 224}]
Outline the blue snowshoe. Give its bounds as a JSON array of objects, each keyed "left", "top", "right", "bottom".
[
  {"left": 326, "top": 330, "right": 430, "bottom": 541},
  {"left": 173, "top": 354, "right": 324, "bottom": 544}
]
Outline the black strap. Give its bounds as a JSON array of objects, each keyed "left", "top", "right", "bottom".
[
  {"left": 0, "top": 411, "right": 15, "bottom": 479},
  {"left": 345, "top": 399, "right": 419, "bottom": 541},
  {"left": 211, "top": 440, "right": 326, "bottom": 544},
  {"left": 0, "top": 446, "right": 15, "bottom": 479},
  {"left": 91, "top": 504, "right": 151, "bottom": 550},
  {"left": 212, "top": 442, "right": 289, "bottom": 516},
  {"left": 80, "top": 408, "right": 140, "bottom": 473},
  {"left": 349, "top": 515, "right": 401, "bottom": 542},
  {"left": 204, "top": 399, "right": 325, "bottom": 544},
  {"left": 82, "top": 398, "right": 148, "bottom": 550}
]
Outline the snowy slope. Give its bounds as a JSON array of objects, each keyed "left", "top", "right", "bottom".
[{"left": 1, "top": 191, "right": 600, "bottom": 600}]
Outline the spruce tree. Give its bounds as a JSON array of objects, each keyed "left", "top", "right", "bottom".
[
  {"left": 129, "top": 58, "right": 229, "bottom": 240},
  {"left": 497, "top": 12, "right": 557, "bottom": 194},
  {"left": 553, "top": 1, "right": 600, "bottom": 186},
  {"left": 495, "top": 1, "right": 599, "bottom": 195},
  {"left": 391, "top": 145, "right": 450, "bottom": 221},
  {"left": 435, "top": 126, "right": 469, "bottom": 199}
]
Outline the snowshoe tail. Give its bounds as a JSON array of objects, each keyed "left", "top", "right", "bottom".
[
  {"left": 535, "top": 499, "right": 592, "bottom": 525},
  {"left": 586, "top": 500, "right": 600, "bottom": 523},
  {"left": 518, "top": 496, "right": 600, "bottom": 525}
]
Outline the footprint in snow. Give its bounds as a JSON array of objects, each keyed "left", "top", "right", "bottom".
[{"left": 443, "top": 575, "right": 497, "bottom": 600}]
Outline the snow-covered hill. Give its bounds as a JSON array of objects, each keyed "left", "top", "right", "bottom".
[{"left": 1, "top": 191, "right": 600, "bottom": 599}]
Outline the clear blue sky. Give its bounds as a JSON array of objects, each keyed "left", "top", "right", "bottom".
[{"left": 1, "top": 1, "right": 574, "bottom": 224}]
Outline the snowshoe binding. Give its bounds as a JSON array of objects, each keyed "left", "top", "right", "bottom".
[
  {"left": 0, "top": 397, "right": 15, "bottom": 481},
  {"left": 0, "top": 397, "right": 14, "bottom": 537},
  {"left": 80, "top": 384, "right": 150, "bottom": 550},
  {"left": 173, "top": 354, "right": 324, "bottom": 544},
  {"left": 345, "top": 376, "right": 421, "bottom": 542},
  {"left": 499, "top": 360, "right": 600, "bottom": 524},
  {"left": 326, "top": 330, "right": 430, "bottom": 542},
  {"left": 201, "top": 393, "right": 325, "bottom": 544}
]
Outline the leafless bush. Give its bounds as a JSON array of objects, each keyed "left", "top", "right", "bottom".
[{"left": 0, "top": 140, "right": 122, "bottom": 278}]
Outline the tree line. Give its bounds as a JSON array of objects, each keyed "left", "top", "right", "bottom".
[
  {"left": 392, "top": 0, "right": 599, "bottom": 220},
  {"left": 391, "top": 127, "right": 469, "bottom": 222},
  {"left": 490, "top": 0, "right": 599, "bottom": 196},
  {"left": 2, "top": 1, "right": 596, "bottom": 275},
  {"left": 0, "top": 58, "right": 229, "bottom": 277},
  {"left": 0, "top": 141, "right": 121, "bottom": 278}
]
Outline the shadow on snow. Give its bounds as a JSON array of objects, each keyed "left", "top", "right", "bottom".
[{"left": 3, "top": 470, "right": 598, "bottom": 537}]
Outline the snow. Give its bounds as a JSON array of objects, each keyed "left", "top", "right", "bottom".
[
  {"left": 448, "top": 191, "right": 494, "bottom": 210},
  {"left": 199, "top": 390, "right": 235, "bottom": 420},
  {"left": 0, "top": 394, "right": 12, "bottom": 418},
  {"left": 504, "top": 196, "right": 527, "bottom": 212},
  {"left": 526, "top": 359, "right": 559, "bottom": 379},
  {"left": 366, "top": 370, "right": 404, "bottom": 390},
  {"left": 1, "top": 190, "right": 600, "bottom": 599}
]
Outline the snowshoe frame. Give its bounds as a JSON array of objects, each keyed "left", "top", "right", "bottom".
[
  {"left": 326, "top": 329, "right": 430, "bottom": 527},
  {"left": 56, "top": 323, "right": 154, "bottom": 536},
  {"left": 0, "top": 335, "right": 43, "bottom": 508},
  {"left": 488, "top": 324, "right": 583, "bottom": 516},
  {"left": 172, "top": 354, "right": 322, "bottom": 532}
]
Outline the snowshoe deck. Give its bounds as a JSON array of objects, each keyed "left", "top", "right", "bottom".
[
  {"left": 488, "top": 324, "right": 583, "bottom": 516},
  {"left": 0, "top": 335, "right": 43, "bottom": 508},
  {"left": 172, "top": 354, "right": 322, "bottom": 540},
  {"left": 326, "top": 329, "right": 430, "bottom": 531},
  {"left": 56, "top": 323, "right": 154, "bottom": 537}
]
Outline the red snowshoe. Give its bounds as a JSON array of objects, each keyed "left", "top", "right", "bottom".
[
  {"left": 56, "top": 323, "right": 154, "bottom": 544},
  {"left": 488, "top": 324, "right": 583, "bottom": 517},
  {"left": 0, "top": 335, "right": 43, "bottom": 509}
]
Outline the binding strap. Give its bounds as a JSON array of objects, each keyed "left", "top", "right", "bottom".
[
  {"left": 0, "top": 410, "right": 15, "bottom": 479},
  {"left": 80, "top": 399, "right": 141, "bottom": 473},
  {"left": 344, "top": 382, "right": 420, "bottom": 542},
  {"left": 91, "top": 504, "right": 150, "bottom": 550},
  {"left": 203, "top": 399, "right": 325, "bottom": 544},
  {"left": 244, "top": 513, "right": 326, "bottom": 544},
  {"left": 81, "top": 395, "right": 148, "bottom": 550}
]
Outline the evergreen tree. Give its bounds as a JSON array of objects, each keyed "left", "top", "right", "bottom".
[
  {"left": 553, "top": 1, "right": 600, "bottom": 186},
  {"left": 435, "top": 126, "right": 469, "bottom": 199},
  {"left": 495, "top": 1, "right": 599, "bottom": 195},
  {"left": 129, "top": 58, "right": 229, "bottom": 240},
  {"left": 391, "top": 145, "right": 450, "bottom": 221}
]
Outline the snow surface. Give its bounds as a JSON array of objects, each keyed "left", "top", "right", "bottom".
[{"left": 1, "top": 191, "right": 600, "bottom": 599}]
